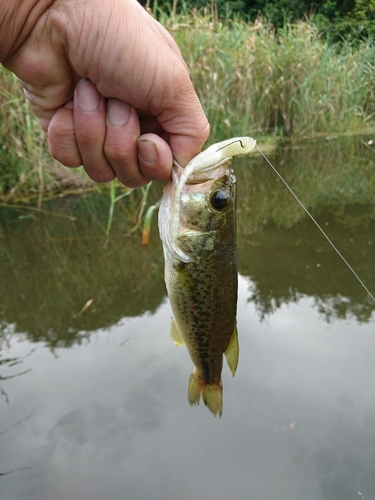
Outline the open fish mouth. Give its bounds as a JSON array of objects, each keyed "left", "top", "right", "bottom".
[{"left": 173, "top": 159, "right": 230, "bottom": 186}]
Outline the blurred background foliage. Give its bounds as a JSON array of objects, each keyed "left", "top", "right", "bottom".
[{"left": 144, "top": 0, "right": 375, "bottom": 40}]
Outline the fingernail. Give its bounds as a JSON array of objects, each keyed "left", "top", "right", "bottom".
[
  {"left": 76, "top": 79, "right": 100, "bottom": 111},
  {"left": 107, "top": 99, "right": 131, "bottom": 126},
  {"left": 138, "top": 139, "right": 158, "bottom": 166}
]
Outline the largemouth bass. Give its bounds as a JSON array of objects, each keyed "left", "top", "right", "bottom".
[{"left": 158, "top": 137, "right": 256, "bottom": 416}]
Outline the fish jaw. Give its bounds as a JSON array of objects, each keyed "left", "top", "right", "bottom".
[{"left": 158, "top": 162, "right": 193, "bottom": 263}]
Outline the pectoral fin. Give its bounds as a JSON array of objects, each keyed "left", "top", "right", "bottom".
[
  {"left": 170, "top": 318, "right": 185, "bottom": 346},
  {"left": 224, "top": 324, "right": 239, "bottom": 376}
]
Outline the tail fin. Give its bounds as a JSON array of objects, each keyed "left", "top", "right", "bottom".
[{"left": 188, "top": 370, "right": 223, "bottom": 417}]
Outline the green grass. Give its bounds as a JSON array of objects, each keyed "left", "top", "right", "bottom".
[
  {"left": 0, "top": 69, "right": 48, "bottom": 198},
  {"left": 0, "top": 67, "right": 93, "bottom": 203},
  {"left": 166, "top": 15, "right": 375, "bottom": 140},
  {"left": 1, "top": 14, "right": 375, "bottom": 201}
]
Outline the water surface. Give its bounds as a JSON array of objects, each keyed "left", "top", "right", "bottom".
[{"left": 1, "top": 136, "right": 375, "bottom": 500}]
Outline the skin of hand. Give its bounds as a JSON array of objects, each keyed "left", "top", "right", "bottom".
[{"left": 1, "top": 0, "right": 210, "bottom": 188}]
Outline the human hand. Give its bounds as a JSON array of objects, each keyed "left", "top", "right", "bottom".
[{"left": 2, "top": 0, "right": 209, "bottom": 188}]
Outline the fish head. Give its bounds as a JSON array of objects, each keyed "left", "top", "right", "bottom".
[
  {"left": 179, "top": 162, "right": 237, "bottom": 261},
  {"left": 158, "top": 137, "right": 256, "bottom": 263},
  {"left": 179, "top": 161, "right": 236, "bottom": 232},
  {"left": 159, "top": 159, "right": 236, "bottom": 263}
]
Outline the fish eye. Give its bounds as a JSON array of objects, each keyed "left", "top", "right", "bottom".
[{"left": 210, "top": 189, "right": 229, "bottom": 210}]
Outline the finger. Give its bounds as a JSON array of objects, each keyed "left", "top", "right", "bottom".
[
  {"left": 137, "top": 134, "right": 173, "bottom": 182},
  {"left": 158, "top": 92, "right": 210, "bottom": 167},
  {"left": 105, "top": 98, "right": 147, "bottom": 189},
  {"left": 169, "top": 124, "right": 210, "bottom": 167},
  {"left": 48, "top": 101, "right": 82, "bottom": 167},
  {"left": 6, "top": 46, "right": 78, "bottom": 133},
  {"left": 69, "top": 0, "right": 210, "bottom": 168},
  {"left": 74, "top": 79, "right": 115, "bottom": 183}
]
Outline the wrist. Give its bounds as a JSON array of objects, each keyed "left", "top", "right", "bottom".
[{"left": 0, "top": 0, "right": 55, "bottom": 62}]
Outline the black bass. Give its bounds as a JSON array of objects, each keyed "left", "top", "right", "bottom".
[{"left": 158, "top": 137, "right": 256, "bottom": 416}]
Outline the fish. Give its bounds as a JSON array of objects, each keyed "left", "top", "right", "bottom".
[{"left": 158, "top": 137, "right": 256, "bottom": 416}]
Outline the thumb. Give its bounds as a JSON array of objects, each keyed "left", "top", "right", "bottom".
[{"left": 169, "top": 126, "right": 210, "bottom": 167}]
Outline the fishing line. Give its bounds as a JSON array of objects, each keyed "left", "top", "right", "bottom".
[{"left": 256, "top": 145, "right": 375, "bottom": 304}]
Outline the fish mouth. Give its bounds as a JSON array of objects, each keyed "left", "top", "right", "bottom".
[{"left": 173, "top": 159, "right": 232, "bottom": 187}]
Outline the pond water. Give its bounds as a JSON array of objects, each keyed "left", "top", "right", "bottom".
[{"left": 1, "top": 135, "right": 375, "bottom": 500}]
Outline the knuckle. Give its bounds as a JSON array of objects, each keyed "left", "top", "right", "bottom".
[
  {"left": 120, "top": 177, "right": 149, "bottom": 189},
  {"left": 104, "top": 139, "right": 135, "bottom": 163},
  {"left": 75, "top": 131, "right": 100, "bottom": 150},
  {"left": 113, "top": 164, "right": 148, "bottom": 189},
  {"left": 52, "top": 151, "right": 82, "bottom": 168},
  {"left": 85, "top": 167, "right": 116, "bottom": 184}
]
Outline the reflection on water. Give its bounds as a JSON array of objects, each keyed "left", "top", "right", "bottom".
[{"left": 0, "top": 136, "right": 374, "bottom": 499}]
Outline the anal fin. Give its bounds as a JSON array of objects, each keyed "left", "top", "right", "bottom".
[{"left": 224, "top": 323, "right": 239, "bottom": 376}]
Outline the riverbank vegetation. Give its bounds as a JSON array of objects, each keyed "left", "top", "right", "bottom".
[
  {"left": 1, "top": 7, "right": 375, "bottom": 200},
  {"left": 148, "top": 0, "right": 375, "bottom": 40}
]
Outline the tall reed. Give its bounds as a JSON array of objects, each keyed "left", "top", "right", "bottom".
[
  {"left": 0, "top": 67, "right": 91, "bottom": 201},
  {"left": 165, "top": 14, "right": 375, "bottom": 140},
  {"left": 0, "top": 68, "right": 49, "bottom": 198},
  {"left": 1, "top": 14, "right": 375, "bottom": 199}
]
